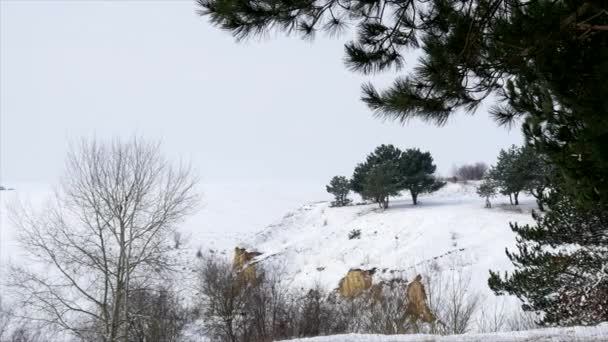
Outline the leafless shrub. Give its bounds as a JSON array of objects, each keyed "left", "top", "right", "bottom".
[
  {"left": 6, "top": 137, "right": 199, "bottom": 341},
  {"left": 0, "top": 297, "right": 53, "bottom": 342},
  {"left": 506, "top": 308, "right": 539, "bottom": 332},
  {"left": 357, "top": 280, "right": 413, "bottom": 334},
  {"left": 198, "top": 255, "right": 498, "bottom": 340},
  {"left": 0, "top": 297, "right": 12, "bottom": 341},
  {"left": 7, "top": 324, "right": 46, "bottom": 342},
  {"left": 126, "top": 285, "right": 191, "bottom": 342},
  {"left": 424, "top": 267, "right": 480, "bottom": 335},
  {"left": 197, "top": 255, "right": 255, "bottom": 342},
  {"left": 475, "top": 297, "right": 507, "bottom": 333},
  {"left": 293, "top": 285, "right": 350, "bottom": 337},
  {"left": 453, "top": 163, "right": 488, "bottom": 181}
]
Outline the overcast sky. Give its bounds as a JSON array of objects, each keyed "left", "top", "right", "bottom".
[{"left": 0, "top": 1, "right": 524, "bottom": 184}]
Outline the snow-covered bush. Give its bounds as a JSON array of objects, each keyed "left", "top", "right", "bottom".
[{"left": 348, "top": 229, "right": 361, "bottom": 240}]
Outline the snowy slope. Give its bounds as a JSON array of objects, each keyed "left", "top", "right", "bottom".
[
  {"left": 1, "top": 180, "right": 561, "bottom": 339},
  {"left": 241, "top": 182, "right": 537, "bottom": 317},
  {"left": 278, "top": 324, "right": 608, "bottom": 342}
]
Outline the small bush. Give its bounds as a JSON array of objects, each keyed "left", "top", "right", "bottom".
[
  {"left": 326, "top": 176, "right": 352, "bottom": 207},
  {"left": 127, "top": 285, "right": 192, "bottom": 342},
  {"left": 348, "top": 229, "right": 361, "bottom": 240},
  {"left": 196, "top": 254, "right": 509, "bottom": 341},
  {"left": 453, "top": 163, "right": 488, "bottom": 181},
  {"left": 476, "top": 178, "right": 498, "bottom": 208}
]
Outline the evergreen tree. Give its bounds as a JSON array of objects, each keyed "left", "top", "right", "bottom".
[
  {"left": 199, "top": 0, "right": 608, "bottom": 209},
  {"left": 326, "top": 175, "right": 352, "bottom": 207},
  {"left": 520, "top": 146, "right": 555, "bottom": 212},
  {"left": 487, "top": 145, "right": 554, "bottom": 208},
  {"left": 476, "top": 178, "right": 497, "bottom": 208},
  {"left": 488, "top": 146, "right": 529, "bottom": 205},
  {"left": 489, "top": 190, "right": 608, "bottom": 326},
  {"left": 352, "top": 144, "right": 403, "bottom": 208},
  {"left": 399, "top": 148, "right": 445, "bottom": 205},
  {"left": 362, "top": 162, "right": 401, "bottom": 209}
]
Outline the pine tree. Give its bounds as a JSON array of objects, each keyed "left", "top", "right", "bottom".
[
  {"left": 326, "top": 176, "right": 352, "bottom": 207},
  {"left": 352, "top": 144, "right": 403, "bottom": 208},
  {"left": 486, "top": 145, "right": 553, "bottom": 208},
  {"left": 362, "top": 162, "right": 401, "bottom": 209},
  {"left": 520, "top": 146, "right": 555, "bottom": 212},
  {"left": 489, "top": 190, "right": 608, "bottom": 326},
  {"left": 399, "top": 148, "right": 445, "bottom": 205},
  {"left": 488, "top": 146, "right": 527, "bottom": 205},
  {"left": 199, "top": 0, "right": 608, "bottom": 209}
]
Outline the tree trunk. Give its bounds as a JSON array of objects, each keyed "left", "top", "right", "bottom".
[
  {"left": 411, "top": 191, "right": 418, "bottom": 205},
  {"left": 537, "top": 199, "right": 545, "bottom": 211},
  {"left": 514, "top": 192, "right": 519, "bottom": 205},
  {"left": 508, "top": 193, "right": 513, "bottom": 205},
  {"left": 486, "top": 198, "right": 491, "bottom": 208}
]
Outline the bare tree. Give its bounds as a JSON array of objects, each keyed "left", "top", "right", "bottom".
[
  {"left": 0, "top": 296, "right": 13, "bottom": 340},
  {"left": 197, "top": 255, "right": 252, "bottom": 342},
  {"left": 7, "top": 138, "right": 199, "bottom": 342},
  {"left": 424, "top": 266, "right": 479, "bottom": 335},
  {"left": 454, "top": 163, "right": 488, "bottom": 181}
]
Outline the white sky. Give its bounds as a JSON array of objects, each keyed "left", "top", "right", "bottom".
[{"left": 0, "top": 0, "right": 523, "bottom": 184}]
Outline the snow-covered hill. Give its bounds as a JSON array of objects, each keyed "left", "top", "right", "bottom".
[
  {"left": 236, "top": 182, "right": 537, "bottom": 321},
  {"left": 2, "top": 180, "right": 563, "bottom": 339}
]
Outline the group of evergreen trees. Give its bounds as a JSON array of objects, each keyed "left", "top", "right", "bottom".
[
  {"left": 327, "top": 145, "right": 444, "bottom": 208},
  {"left": 479, "top": 146, "right": 608, "bottom": 325},
  {"left": 477, "top": 145, "right": 553, "bottom": 209}
]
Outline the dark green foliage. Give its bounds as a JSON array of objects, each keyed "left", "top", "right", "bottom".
[
  {"left": 489, "top": 146, "right": 522, "bottom": 205},
  {"left": 476, "top": 178, "right": 497, "bottom": 208},
  {"left": 351, "top": 145, "right": 443, "bottom": 207},
  {"left": 199, "top": 0, "right": 608, "bottom": 209},
  {"left": 348, "top": 229, "right": 361, "bottom": 240},
  {"left": 520, "top": 147, "right": 555, "bottom": 211},
  {"left": 487, "top": 145, "right": 554, "bottom": 207},
  {"left": 326, "top": 176, "right": 352, "bottom": 207},
  {"left": 487, "top": 146, "right": 525, "bottom": 205},
  {"left": 351, "top": 144, "right": 403, "bottom": 208},
  {"left": 362, "top": 162, "right": 401, "bottom": 209},
  {"left": 399, "top": 148, "right": 445, "bottom": 205},
  {"left": 489, "top": 190, "right": 608, "bottom": 326}
]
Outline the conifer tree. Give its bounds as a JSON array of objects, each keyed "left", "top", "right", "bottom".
[
  {"left": 520, "top": 146, "right": 555, "bottom": 212},
  {"left": 351, "top": 144, "right": 403, "bottom": 208},
  {"left": 326, "top": 175, "right": 352, "bottom": 207},
  {"left": 362, "top": 162, "right": 401, "bottom": 209},
  {"left": 399, "top": 148, "right": 445, "bottom": 205},
  {"left": 489, "top": 189, "right": 608, "bottom": 326},
  {"left": 488, "top": 146, "right": 528, "bottom": 205}
]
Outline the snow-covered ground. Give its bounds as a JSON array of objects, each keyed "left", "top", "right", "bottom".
[
  {"left": 4, "top": 180, "right": 604, "bottom": 340},
  {"left": 278, "top": 324, "right": 608, "bottom": 342},
  {"left": 245, "top": 182, "right": 535, "bottom": 315}
]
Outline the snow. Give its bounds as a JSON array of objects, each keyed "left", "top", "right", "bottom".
[
  {"left": 3, "top": 180, "right": 606, "bottom": 340},
  {"left": 247, "top": 182, "right": 535, "bottom": 311},
  {"left": 278, "top": 324, "right": 608, "bottom": 341},
  {"left": 0, "top": 180, "right": 325, "bottom": 271}
]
